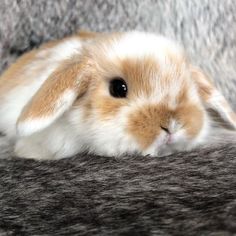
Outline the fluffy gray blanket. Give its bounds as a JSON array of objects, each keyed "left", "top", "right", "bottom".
[{"left": 0, "top": 1, "right": 236, "bottom": 235}]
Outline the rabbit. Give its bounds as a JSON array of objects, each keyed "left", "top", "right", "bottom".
[{"left": 0, "top": 31, "right": 235, "bottom": 160}]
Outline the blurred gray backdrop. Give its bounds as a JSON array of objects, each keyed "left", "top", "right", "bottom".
[{"left": 0, "top": 0, "right": 236, "bottom": 108}]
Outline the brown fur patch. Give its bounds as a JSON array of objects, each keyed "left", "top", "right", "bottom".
[
  {"left": 92, "top": 96, "right": 127, "bottom": 119},
  {"left": 174, "top": 104, "right": 203, "bottom": 137},
  {"left": 191, "top": 67, "right": 214, "bottom": 101},
  {"left": 78, "top": 80, "right": 128, "bottom": 120},
  {"left": 176, "top": 82, "right": 189, "bottom": 104},
  {"left": 77, "top": 30, "right": 101, "bottom": 40},
  {"left": 18, "top": 62, "right": 90, "bottom": 121},
  {"left": 127, "top": 104, "right": 170, "bottom": 149},
  {"left": 121, "top": 57, "right": 159, "bottom": 98},
  {"left": 127, "top": 103, "right": 203, "bottom": 149}
]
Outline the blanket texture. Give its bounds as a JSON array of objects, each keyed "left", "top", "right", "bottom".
[
  {"left": 0, "top": 144, "right": 236, "bottom": 236},
  {"left": 0, "top": 0, "right": 236, "bottom": 235}
]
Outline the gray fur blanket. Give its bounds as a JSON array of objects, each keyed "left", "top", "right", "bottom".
[
  {"left": 0, "top": 0, "right": 236, "bottom": 235},
  {"left": 0, "top": 144, "right": 236, "bottom": 236}
]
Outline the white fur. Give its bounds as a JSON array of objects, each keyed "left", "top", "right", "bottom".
[
  {"left": 108, "top": 32, "right": 184, "bottom": 63},
  {"left": 15, "top": 115, "right": 84, "bottom": 159}
]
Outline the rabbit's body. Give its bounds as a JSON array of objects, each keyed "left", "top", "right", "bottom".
[{"left": 0, "top": 31, "right": 235, "bottom": 160}]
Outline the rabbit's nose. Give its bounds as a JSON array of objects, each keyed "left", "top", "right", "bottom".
[
  {"left": 160, "top": 126, "right": 170, "bottom": 134},
  {"left": 160, "top": 126, "right": 173, "bottom": 144}
]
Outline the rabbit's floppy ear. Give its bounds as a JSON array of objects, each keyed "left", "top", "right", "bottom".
[
  {"left": 191, "top": 66, "right": 236, "bottom": 129},
  {"left": 17, "top": 61, "right": 91, "bottom": 136}
]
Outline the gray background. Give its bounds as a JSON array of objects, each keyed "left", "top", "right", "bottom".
[{"left": 1, "top": 0, "right": 236, "bottom": 109}]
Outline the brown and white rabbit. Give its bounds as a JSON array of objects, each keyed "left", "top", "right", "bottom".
[{"left": 0, "top": 31, "right": 235, "bottom": 159}]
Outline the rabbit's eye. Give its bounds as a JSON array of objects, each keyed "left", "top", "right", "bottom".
[{"left": 109, "top": 78, "right": 128, "bottom": 98}]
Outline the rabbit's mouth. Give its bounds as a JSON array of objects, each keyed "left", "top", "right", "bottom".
[{"left": 141, "top": 131, "right": 197, "bottom": 157}]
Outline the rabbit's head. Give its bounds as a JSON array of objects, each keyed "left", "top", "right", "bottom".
[{"left": 17, "top": 32, "right": 236, "bottom": 157}]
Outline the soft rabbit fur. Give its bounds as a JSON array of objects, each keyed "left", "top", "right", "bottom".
[{"left": 0, "top": 31, "right": 236, "bottom": 160}]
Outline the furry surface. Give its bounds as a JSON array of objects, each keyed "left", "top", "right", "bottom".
[
  {"left": 0, "top": 144, "right": 236, "bottom": 236},
  {"left": 0, "top": 0, "right": 236, "bottom": 235}
]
